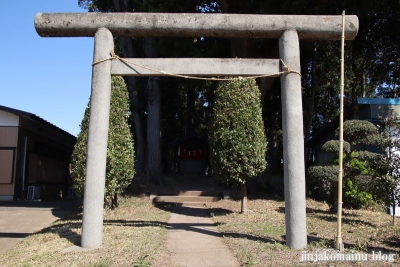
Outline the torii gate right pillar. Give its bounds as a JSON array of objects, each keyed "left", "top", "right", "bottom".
[{"left": 279, "top": 30, "right": 307, "bottom": 249}]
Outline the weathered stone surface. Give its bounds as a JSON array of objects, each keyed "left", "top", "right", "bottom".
[
  {"left": 35, "top": 13, "right": 358, "bottom": 40},
  {"left": 80, "top": 27, "right": 113, "bottom": 249},
  {"left": 111, "top": 58, "right": 280, "bottom": 76},
  {"left": 279, "top": 30, "right": 307, "bottom": 249}
]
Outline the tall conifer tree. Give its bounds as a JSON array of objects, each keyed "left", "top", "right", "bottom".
[
  {"left": 71, "top": 76, "right": 135, "bottom": 208},
  {"left": 210, "top": 79, "right": 267, "bottom": 213}
]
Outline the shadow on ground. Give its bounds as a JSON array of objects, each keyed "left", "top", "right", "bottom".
[
  {"left": 155, "top": 203, "right": 233, "bottom": 217},
  {"left": 0, "top": 198, "right": 82, "bottom": 219},
  {"left": 276, "top": 207, "right": 377, "bottom": 228}
]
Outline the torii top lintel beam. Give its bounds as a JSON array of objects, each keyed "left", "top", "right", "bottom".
[{"left": 35, "top": 13, "right": 358, "bottom": 40}]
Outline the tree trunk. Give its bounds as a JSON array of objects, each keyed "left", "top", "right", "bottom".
[
  {"left": 111, "top": 193, "right": 118, "bottom": 209},
  {"left": 330, "top": 183, "right": 338, "bottom": 213},
  {"left": 304, "top": 42, "right": 318, "bottom": 171},
  {"left": 240, "top": 181, "right": 248, "bottom": 214},
  {"left": 146, "top": 37, "right": 163, "bottom": 185},
  {"left": 260, "top": 40, "right": 279, "bottom": 104},
  {"left": 218, "top": 0, "right": 252, "bottom": 59},
  {"left": 393, "top": 199, "right": 396, "bottom": 226},
  {"left": 268, "top": 117, "right": 281, "bottom": 173},
  {"left": 185, "top": 88, "right": 196, "bottom": 134},
  {"left": 113, "top": 0, "right": 146, "bottom": 176},
  {"left": 130, "top": 90, "right": 146, "bottom": 176},
  {"left": 264, "top": 85, "right": 281, "bottom": 174}
]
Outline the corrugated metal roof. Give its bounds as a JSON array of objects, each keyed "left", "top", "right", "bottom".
[
  {"left": 0, "top": 105, "right": 76, "bottom": 140},
  {"left": 357, "top": 98, "right": 400, "bottom": 105}
]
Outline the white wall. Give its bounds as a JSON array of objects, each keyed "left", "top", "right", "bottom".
[
  {"left": 389, "top": 127, "right": 400, "bottom": 217},
  {"left": 370, "top": 104, "right": 400, "bottom": 120},
  {"left": 389, "top": 201, "right": 400, "bottom": 217},
  {"left": 0, "top": 110, "right": 19, "bottom": 126}
]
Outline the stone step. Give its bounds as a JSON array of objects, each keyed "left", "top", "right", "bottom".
[
  {"left": 155, "top": 195, "right": 220, "bottom": 204},
  {"left": 180, "top": 202, "right": 209, "bottom": 207},
  {"left": 157, "top": 190, "right": 222, "bottom": 197}
]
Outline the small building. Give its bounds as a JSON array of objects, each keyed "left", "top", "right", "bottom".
[
  {"left": 169, "top": 133, "right": 209, "bottom": 176},
  {"left": 0, "top": 105, "right": 76, "bottom": 201}
]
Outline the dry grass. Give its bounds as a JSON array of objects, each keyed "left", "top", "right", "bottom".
[
  {"left": 208, "top": 196, "right": 400, "bottom": 266},
  {"left": 1, "top": 187, "right": 400, "bottom": 267},
  {"left": 0, "top": 194, "right": 170, "bottom": 267}
]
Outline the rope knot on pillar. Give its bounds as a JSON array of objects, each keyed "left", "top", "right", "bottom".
[{"left": 280, "top": 59, "right": 302, "bottom": 77}]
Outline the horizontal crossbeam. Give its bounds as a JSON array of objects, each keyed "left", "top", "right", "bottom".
[
  {"left": 110, "top": 58, "right": 280, "bottom": 77},
  {"left": 35, "top": 13, "right": 358, "bottom": 40}
]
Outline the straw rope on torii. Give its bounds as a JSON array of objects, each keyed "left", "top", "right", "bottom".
[
  {"left": 34, "top": 12, "right": 359, "bottom": 251},
  {"left": 92, "top": 50, "right": 302, "bottom": 80}
]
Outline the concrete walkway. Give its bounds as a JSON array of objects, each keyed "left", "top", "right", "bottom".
[
  {"left": 0, "top": 199, "right": 81, "bottom": 254},
  {"left": 166, "top": 205, "right": 239, "bottom": 267}
]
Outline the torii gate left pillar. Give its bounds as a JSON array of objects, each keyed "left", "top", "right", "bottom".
[
  {"left": 81, "top": 28, "right": 114, "bottom": 248},
  {"left": 35, "top": 12, "right": 358, "bottom": 250}
]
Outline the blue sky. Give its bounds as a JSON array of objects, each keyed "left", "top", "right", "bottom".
[{"left": 1, "top": 1, "right": 93, "bottom": 136}]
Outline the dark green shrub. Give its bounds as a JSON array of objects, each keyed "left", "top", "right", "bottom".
[
  {"left": 308, "top": 120, "right": 388, "bottom": 211},
  {"left": 344, "top": 179, "right": 373, "bottom": 209},
  {"left": 71, "top": 76, "right": 135, "bottom": 208},
  {"left": 322, "top": 140, "right": 350, "bottom": 154}
]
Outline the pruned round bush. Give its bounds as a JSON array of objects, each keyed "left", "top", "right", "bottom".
[
  {"left": 210, "top": 78, "right": 267, "bottom": 184},
  {"left": 210, "top": 78, "right": 267, "bottom": 213},
  {"left": 322, "top": 140, "right": 350, "bottom": 154},
  {"left": 308, "top": 165, "right": 339, "bottom": 182},
  {"left": 71, "top": 76, "right": 135, "bottom": 208},
  {"left": 339, "top": 120, "right": 386, "bottom": 147}
]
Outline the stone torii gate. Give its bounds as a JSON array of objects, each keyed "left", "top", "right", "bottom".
[{"left": 35, "top": 13, "right": 358, "bottom": 250}]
